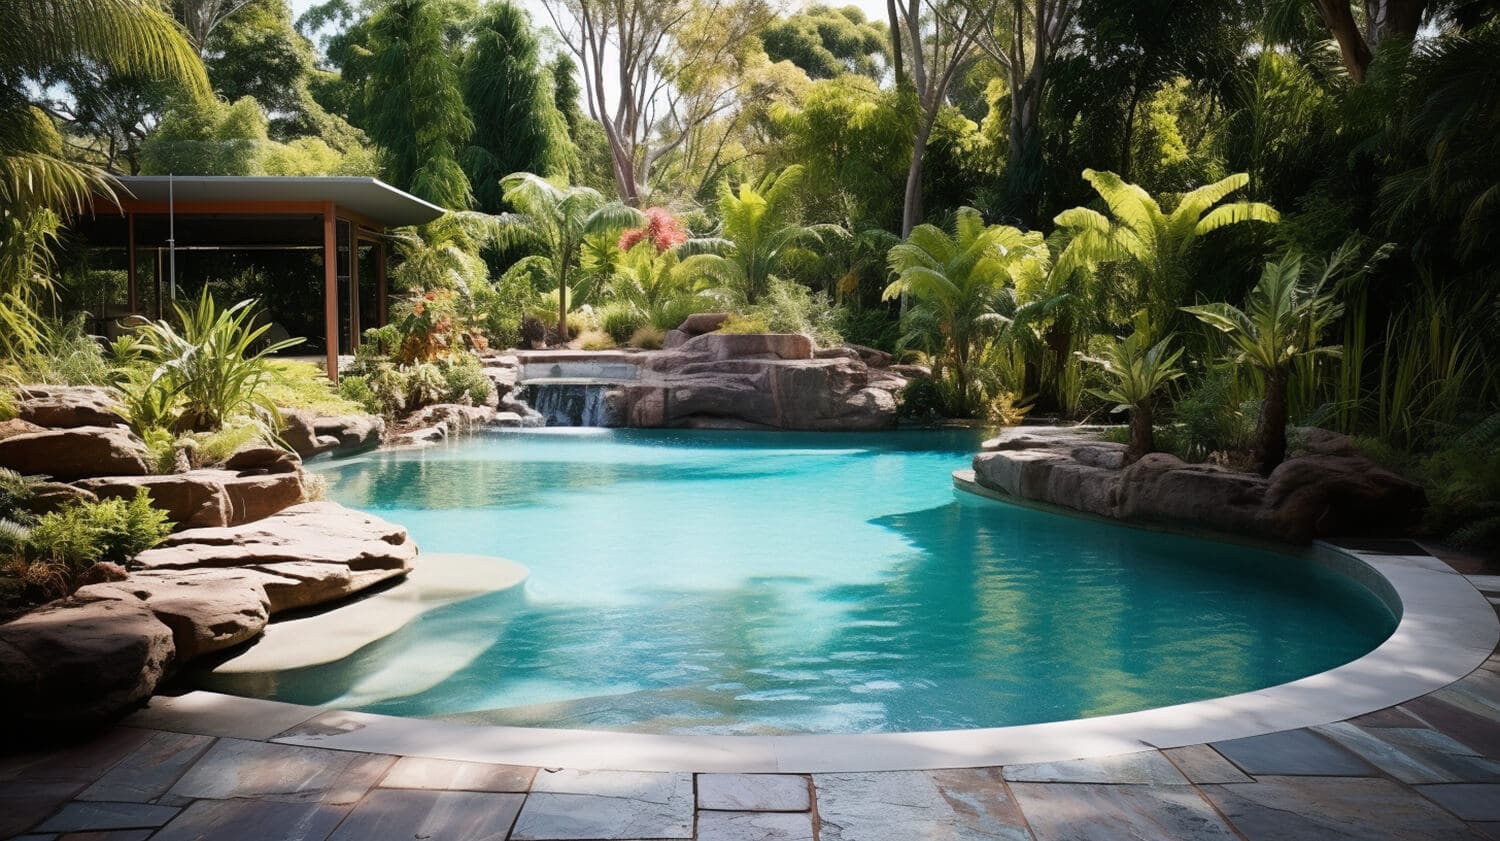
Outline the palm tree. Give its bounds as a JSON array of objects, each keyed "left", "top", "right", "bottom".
[
  {"left": 494, "top": 173, "right": 645, "bottom": 343},
  {"left": 1182, "top": 242, "right": 1376, "bottom": 474},
  {"left": 2, "top": 0, "right": 209, "bottom": 354},
  {"left": 1052, "top": 169, "right": 1280, "bottom": 333},
  {"left": 1079, "top": 330, "right": 1185, "bottom": 463},
  {"left": 678, "top": 166, "right": 845, "bottom": 305},
  {"left": 883, "top": 206, "right": 1050, "bottom": 416}
]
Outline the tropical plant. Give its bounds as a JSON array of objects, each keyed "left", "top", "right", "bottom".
[
  {"left": 1079, "top": 329, "right": 1185, "bottom": 463},
  {"left": 1182, "top": 241, "right": 1382, "bottom": 473},
  {"left": 678, "top": 166, "right": 846, "bottom": 305},
  {"left": 883, "top": 207, "right": 1049, "bottom": 416},
  {"left": 494, "top": 172, "right": 646, "bottom": 343},
  {"left": 1052, "top": 169, "right": 1280, "bottom": 331},
  {"left": 131, "top": 289, "right": 303, "bottom": 432}
]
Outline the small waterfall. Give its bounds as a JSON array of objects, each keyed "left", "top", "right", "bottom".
[{"left": 526, "top": 383, "right": 616, "bottom": 427}]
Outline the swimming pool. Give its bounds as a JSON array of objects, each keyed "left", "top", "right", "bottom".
[{"left": 206, "top": 429, "right": 1397, "bottom": 735}]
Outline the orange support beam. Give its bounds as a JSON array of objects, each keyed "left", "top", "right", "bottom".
[{"left": 323, "top": 203, "right": 339, "bottom": 384}]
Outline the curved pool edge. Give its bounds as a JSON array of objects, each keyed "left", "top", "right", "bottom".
[{"left": 131, "top": 484, "right": 1499, "bottom": 774}]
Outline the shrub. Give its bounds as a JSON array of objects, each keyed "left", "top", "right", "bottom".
[
  {"left": 406, "top": 362, "right": 446, "bottom": 408},
  {"left": 18, "top": 318, "right": 113, "bottom": 385},
  {"left": 439, "top": 354, "right": 493, "bottom": 405},
  {"left": 338, "top": 375, "right": 379, "bottom": 415},
  {"left": 9, "top": 489, "right": 172, "bottom": 602},
  {"left": 260, "top": 360, "right": 362, "bottom": 417},
  {"left": 519, "top": 317, "right": 548, "bottom": 348},
  {"left": 1172, "top": 372, "right": 1256, "bottom": 462},
  {"left": 739, "top": 280, "right": 843, "bottom": 346},
  {"left": 898, "top": 377, "right": 945, "bottom": 422},
  {"left": 628, "top": 325, "right": 666, "bottom": 349},
  {"left": 651, "top": 294, "right": 705, "bottom": 331},
  {"left": 566, "top": 308, "right": 595, "bottom": 340},
  {"left": 132, "top": 290, "right": 302, "bottom": 432},
  {"left": 576, "top": 329, "right": 616, "bottom": 350},
  {"left": 181, "top": 423, "right": 263, "bottom": 468},
  {"left": 718, "top": 314, "right": 771, "bottom": 334},
  {"left": 598, "top": 301, "right": 644, "bottom": 345}
]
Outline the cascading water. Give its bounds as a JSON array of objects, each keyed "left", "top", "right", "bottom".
[{"left": 525, "top": 383, "right": 614, "bottom": 426}]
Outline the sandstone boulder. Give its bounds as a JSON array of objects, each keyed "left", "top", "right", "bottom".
[
  {"left": 224, "top": 444, "right": 301, "bottom": 474},
  {"left": 0, "top": 596, "right": 175, "bottom": 724},
  {"left": 279, "top": 409, "right": 340, "bottom": 457},
  {"left": 968, "top": 427, "right": 1428, "bottom": 544},
  {"left": 0, "top": 426, "right": 149, "bottom": 480},
  {"left": 0, "top": 418, "right": 45, "bottom": 441},
  {"left": 677, "top": 312, "right": 730, "bottom": 336},
  {"left": 15, "top": 385, "right": 124, "bottom": 429},
  {"left": 79, "top": 572, "right": 271, "bottom": 661},
  {"left": 23, "top": 482, "right": 97, "bottom": 516},
  {"left": 312, "top": 414, "right": 384, "bottom": 454},
  {"left": 678, "top": 332, "right": 814, "bottom": 361},
  {"left": 136, "top": 501, "right": 417, "bottom": 574},
  {"left": 77, "top": 469, "right": 305, "bottom": 528},
  {"left": 849, "top": 344, "right": 894, "bottom": 368}
]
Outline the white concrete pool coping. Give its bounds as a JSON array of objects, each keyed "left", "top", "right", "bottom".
[{"left": 127, "top": 474, "right": 1500, "bottom": 773}]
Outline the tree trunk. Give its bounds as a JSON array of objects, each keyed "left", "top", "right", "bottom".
[
  {"left": 901, "top": 109, "right": 936, "bottom": 238},
  {"left": 1127, "top": 400, "right": 1154, "bottom": 464},
  {"left": 886, "top": 0, "right": 904, "bottom": 85},
  {"left": 1314, "top": 0, "right": 1374, "bottom": 82},
  {"left": 1257, "top": 367, "right": 1289, "bottom": 475},
  {"left": 1006, "top": 75, "right": 1044, "bottom": 225}
]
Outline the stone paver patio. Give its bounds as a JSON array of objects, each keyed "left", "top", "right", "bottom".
[{"left": 4, "top": 561, "right": 1499, "bottom": 840}]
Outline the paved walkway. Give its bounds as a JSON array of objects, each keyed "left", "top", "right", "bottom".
[{"left": 4, "top": 571, "right": 1499, "bottom": 840}]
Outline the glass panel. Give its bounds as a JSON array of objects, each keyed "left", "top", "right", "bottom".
[{"left": 357, "top": 242, "right": 379, "bottom": 334}]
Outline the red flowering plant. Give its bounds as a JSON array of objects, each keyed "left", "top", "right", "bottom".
[
  {"left": 618, "top": 208, "right": 689, "bottom": 254},
  {"left": 391, "top": 289, "right": 462, "bottom": 363}
]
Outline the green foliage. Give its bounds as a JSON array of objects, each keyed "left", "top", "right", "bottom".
[
  {"left": 717, "top": 314, "right": 771, "bottom": 334},
  {"left": 460, "top": 2, "right": 574, "bottom": 213},
  {"left": 27, "top": 488, "right": 171, "bottom": 568},
  {"left": 259, "top": 360, "right": 363, "bottom": 417},
  {"left": 737, "top": 280, "right": 843, "bottom": 347},
  {"left": 760, "top": 5, "right": 888, "bottom": 80},
  {"left": 405, "top": 361, "right": 446, "bottom": 406},
  {"left": 130, "top": 288, "right": 303, "bottom": 432},
  {"left": 141, "top": 96, "right": 268, "bottom": 176},
  {"left": 12, "top": 317, "right": 112, "bottom": 386},
  {"left": 885, "top": 207, "right": 1049, "bottom": 417},
  {"left": 1172, "top": 371, "right": 1256, "bottom": 463},
  {"left": 437, "top": 353, "right": 492, "bottom": 405},
  {"left": 679, "top": 166, "right": 845, "bottom": 304},
  {"left": 628, "top": 325, "right": 666, "bottom": 349},
  {"left": 599, "top": 301, "right": 644, "bottom": 345},
  {"left": 364, "top": 0, "right": 474, "bottom": 207},
  {"left": 1053, "top": 169, "right": 1279, "bottom": 331},
  {"left": 1079, "top": 329, "right": 1185, "bottom": 460}
]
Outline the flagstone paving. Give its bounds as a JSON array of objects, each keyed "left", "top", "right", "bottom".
[{"left": 3, "top": 566, "right": 1500, "bottom": 839}]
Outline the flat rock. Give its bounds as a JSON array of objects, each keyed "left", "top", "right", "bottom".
[
  {"left": 166, "top": 738, "right": 393, "bottom": 804},
  {"left": 698, "top": 811, "right": 815, "bottom": 841},
  {"left": 697, "top": 774, "right": 809, "bottom": 811},
  {"left": 79, "top": 572, "right": 271, "bottom": 661},
  {"left": 278, "top": 409, "right": 340, "bottom": 458},
  {"left": 679, "top": 332, "right": 814, "bottom": 360},
  {"left": 0, "top": 597, "right": 175, "bottom": 724},
  {"left": 678, "top": 312, "right": 730, "bottom": 335},
  {"left": 312, "top": 414, "right": 384, "bottom": 455},
  {"left": 223, "top": 444, "right": 301, "bottom": 473},
  {"left": 513, "top": 769, "right": 693, "bottom": 840},
  {"left": 1002, "top": 751, "right": 1187, "bottom": 785},
  {"left": 135, "top": 501, "right": 417, "bottom": 573},
  {"left": 1009, "top": 781, "right": 1239, "bottom": 841},
  {"left": 149, "top": 799, "right": 349, "bottom": 841},
  {"left": 0, "top": 425, "right": 149, "bottom": 480},
  {"left": 78, "top": 469, "right": 305, "bottom": 529},
  {"left": 814, "top": 770, "right": 1031, "bottom": 841},
  {"left": 77, "top": 731, "right": 216, "bottom": 803},
  {"left": 15, "top": 385, "right": 124, "bottom": 428},
  {"left": 1200, "top": 776, "right": 1471, "bottom": 840},
  {"left": 35, "top": 801, "right": 180, "bottom": 833},
  {"left": 380, "top": 757, "right": 536, "bottom": 792},
  {"left": 1212, "top": 729, "right": 1377, "bottom": 776},
  {"left": 329, "top": 789, "right": 525, "bottom": 841}
]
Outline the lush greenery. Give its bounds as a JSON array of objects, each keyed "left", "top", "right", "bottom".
[{"left": 3, "top": 0, "right": 1498, "bottom": 549}]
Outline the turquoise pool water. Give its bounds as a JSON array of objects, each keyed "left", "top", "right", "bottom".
[{"left": 209, "top": 429, "right": 1397, "bottom": 735}]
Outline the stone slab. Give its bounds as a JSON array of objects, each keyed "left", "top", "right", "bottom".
[
  {"left": 54, "top": 831, "right": 155, "bottom": 841},
  {"left": 379, "top": 756, "right": 535, "bottom": 792},
  {"left": 1416, "top": 783, "right": 1500, "bottom": 820},
  {"left": 35, "top": 802, "right": 179, "bottom": 833},
  {"left": 77, "top": 731, "right": 215, "bottom": 803},
  {"left": 1202, "top": 776, "right": 1471, "bottom": 840},
  {"left": 1002, "top": 750, "right": 1186, "bottom": 784},
  {"left": 697, "top": 773, "right": 809, "bottom": 811},
  {"left": 149, "top": 797, "right": 349, "bottom": 841},
  {"left": 697, "top": 811, "right": 815, "bottom": 841},
  {"left": 1403, "top": 696, "right": 1500, "bottom": 758},
  {"left": 1212, "top": 728, "right": 1377, "bottom": 776},
  {"left": 512, "top": 769, "right": 694, "bottom": 839},
  {"left": 1007, "top": 782, "right": 1237, "bottom": 841},
  {"left": 0, "top": 780, "right": 88, "bottom": 836},
  {"left": 166, "top": 738, "right": 393, "bottom": 805},
  {"left": 122, "top": 692, "right": 321, "bottom": 740},
  {"left": 1315, "top": 722, "right": 1500, "bottom": 784},
  {"left": 1161, "top": 745, "right": 1252, "bottom": 784},
  {"left": 814, "top": 769, "right": 1031, "bottom": 841},
  {"left": 0, "top": 728, "right": 153, "bottom": 783},
  {"left": 327, "top": 789, "right": 524, "bottom": 841}
]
